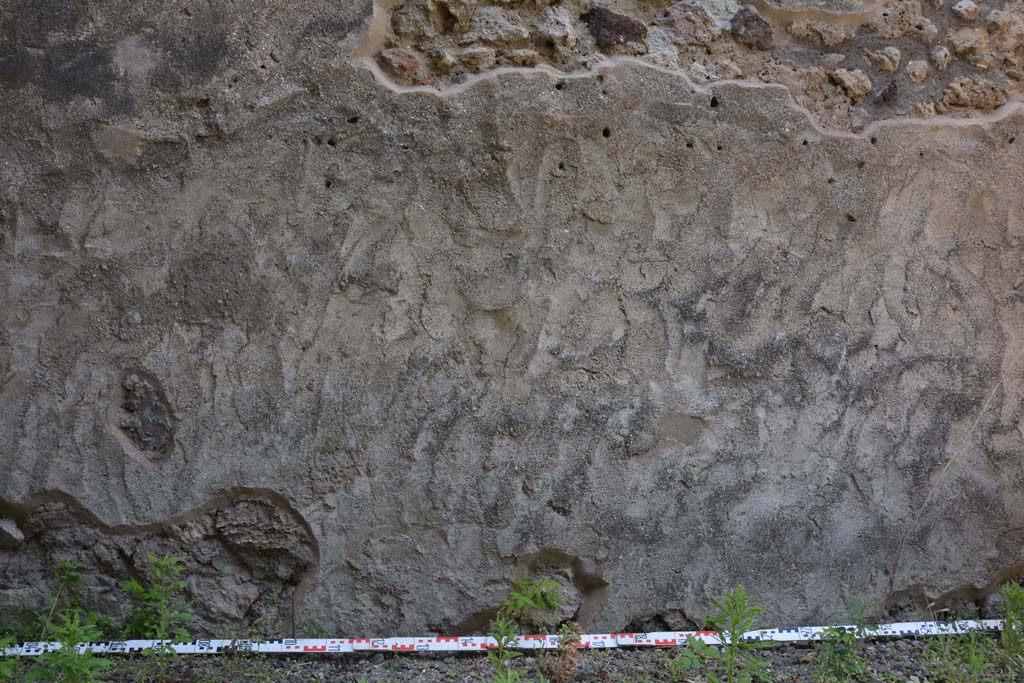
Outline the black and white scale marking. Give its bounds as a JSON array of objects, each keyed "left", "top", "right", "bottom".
[{"left": 3, "top": 620, "right": 1004, "bottom": 657}]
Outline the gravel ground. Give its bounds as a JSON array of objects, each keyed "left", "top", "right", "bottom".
[{"left": 10, "top": 637, "right": 1011, "bottom": 682}]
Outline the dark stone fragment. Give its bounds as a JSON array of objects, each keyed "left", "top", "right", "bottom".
[
  {"left": 730, "top": 6, "right": 773, "bottom": 50},
  {"left": 874, "top": 80, "right": 898, "bottom": 105},
  {"left": 583, "top": 7, "right": 648, "bottom": 47},
  {"left": 120, "top": 371, "right": 174, "bottom": 453}
]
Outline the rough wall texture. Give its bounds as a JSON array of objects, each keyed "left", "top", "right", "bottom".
[{"left": 1, "top": 0, "right": 1023, "bottom": 636}]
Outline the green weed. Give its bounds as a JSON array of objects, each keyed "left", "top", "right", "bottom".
[
  {"left": 548, "top": 621, "right": 581, "bottom": 683},
  {"left": 813, "top": 597, "right": 875, "bottom": 683},
  {"left": 813, "top": 626, "right": 870, "bottom": 683},
  {"left": 39, "top": 560, "right": 85, "bottom": 641},
  {"left": 0, "top": 635, "right": 17, "bottom": 682},
  {"left": 123, "top": 554, "right": 192, "bottom": 643},
  {"left": 665, "top": 636, "right": 722, "bottom": 681},
  {"left": 1001, "top": 581, "right": 1024, "bottom": 676},
  {"left": 122, "top": 554, "right": 192, "bottom": 681},
  {"left": 27, "top": 610, "right": 109, "bottom": 683},
  {"left": 703, "top": 585, "right": 772, "bottom": 683},
  {"left": 487, "top": 615, "right": 523, "bottom": 683},
  {"left": 501, "top": 578, "right": 564, "bottom": 630},
  {"left": 923, "top": 629, "right": 997, "bottom": 683}
]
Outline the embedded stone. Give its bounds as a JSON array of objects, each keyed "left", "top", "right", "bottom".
[
  {"left": 657, "top": 1, "right": 719, "bottom": 47},
  {"left": 536, "top": 6, "right": 577, "bottom": 48},
  {"left": 906, "top": 59, "right": 929, "bottom": 81},
  {"left": 458, "top": 46, "right": 497, "bottom": 71},
  {"left": 865, "top": 46, "right": 902, "bottom": 71},
  {"left": 948, "top": 26, "right": 990, "bottom": 55},
  {"left": 951, "top": 0, "right": 981, "bottom": 21},
  {"left": 874, "top": 79, "right": 899, "bottom": 104},
  {"left": 119, "top": 371, "right": 174, "bottom": 454},
  {"left": 830, "top": 68, "right": 873, "bottom": 99},
  {"left": 583, "top": 7, "right": 648, "bottom": 47},
  {"left": 0, "top": 518, "right": 23, "bottom": 549},
  {"left": 941, "top": 76, "right": 1011, "bottom": 108},
  {"left": 380, "top": 47, "right": 424, "bottom": 74},
  {"left": 730, "top": 5, "right": 774, "bottom": 50},
  {"left": 930, "top": 44, "right": 953, "bottom": 69},
  {"left": 461, "top": 7, "right": 530, "bottom": 45},
  {"left": 788, "top": 19, "right": 856, "bottom": 46}
]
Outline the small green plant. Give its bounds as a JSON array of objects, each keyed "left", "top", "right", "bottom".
[
  {"left": 27, "top": 610, "right": 109, "bottom": 683},
  {"left": 547, "top": 621, "right": 581, "bottom": 683},
  {"left": 0, "top": 635, "right": 17, "bottom": 682},
  {"left": 39, "top": 560, "right": 86, "bottom": 641},
  {"left": 923, "top": 616, "right": 999, "bottom": 683},
  {"left": 665, "top": 637, "right": 722, "bottom": 682},
  {"left": 665, "top": 647, "right": 697, "bottom": 682},
  {"left": 1001, "top": 581, "right": 1024, "bottom": 676},
  {"left": 123, "top": 554, "right": 192, "bottom": 643},
  {"left": 486, "top": 577, "right": 566, "bottom": 683},
  {"left": 123, "top": 554, "right": 192, "bottom": 682},
  {"left": 501, "top": 578, "right": 564, "bottom": 630},
  {"left": 487, "top": 615, "right": 523, "bottom": 683},
  {"left": 814, "top": 597, "right": 876, "bottom": 683},
  {"left": 814, "top": 626, "right": 870, "bottom": 683},
  {"left": 23, "top": 560, "right": 112, "bottom": 683},
  {"left": 702, "top": 585, "right": 771, "bottom": 683}
]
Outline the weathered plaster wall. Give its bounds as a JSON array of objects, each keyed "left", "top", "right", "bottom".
[{"left": 1, "top": 0, "right": 1022, "bottom": 636}]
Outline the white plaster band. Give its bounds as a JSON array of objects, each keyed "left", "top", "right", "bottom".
[{"left": 4, "top": 619, "right": 1004, "bottom": 657}]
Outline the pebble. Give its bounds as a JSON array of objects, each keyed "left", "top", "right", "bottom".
[
  {"left": 658, "top": 2, "right": 718, "bottom": 48},
  {"left": 730, "top": 6, "right": 774, "bottom": 50},
  {"left": 458, "top": 46, "right": 497, "bottom": 72},
  {"left": 506, "top": 49, "right": 540, "bottom": 66},
  {"left": 951, "top": 0, "right": 981, "bottom": 21},
  {"left": 948, "top": 26, "right": 990, "bottom": 55},
  {"left": 536, "top": 6, "right": 577, "bottom": 48},
  {"left": 865, "top": 46, "right": 902, "bottom": 71},
  {"left": 460, "top": 7, "right": 530, "bottom": 45},
  {"left": 907, "top": 59, "right": 929, "bottom": 81},
  {"left": 379, "top": 47, "right": 423, "bottom": 75},
  {"left": 831, "top": 68, "right": 873, "bottom": 100},
  {"left": 930, "top": 44, "right": 953, "bottom": 70},
  {"left": 583, "top": 7, "right": 648, "bottom": 46}
]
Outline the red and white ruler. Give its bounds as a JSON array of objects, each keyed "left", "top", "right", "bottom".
[{"left": 4, "top": 619, "right": 1004, "bottom": 656}]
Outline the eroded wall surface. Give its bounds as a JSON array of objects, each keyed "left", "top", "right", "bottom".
[{"left": 1, "top": 0, "right": 1023, "bottom": 635}]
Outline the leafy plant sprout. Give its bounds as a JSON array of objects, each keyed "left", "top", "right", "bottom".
[{"left": 702, "top": 585, "right": 772, "bottom": 683}]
